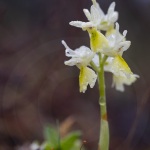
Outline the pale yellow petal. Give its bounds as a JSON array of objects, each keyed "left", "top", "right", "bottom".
[
  {"left": 111, "top": 55, "right": 132, "bottom": 77},
  {"left": 112, "top": 74, "right": 139, "bottom": 92},
  {"left": 111, "top": 55, "right": 139, "bottom": 91},
  {"left": 87, "top": 28, "right": 108, "bottom": 52},
  {"left": 79, "top": 67, "right": 97, "bottom": 93}
]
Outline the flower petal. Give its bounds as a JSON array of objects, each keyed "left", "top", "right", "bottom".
[
  {"left": 92, "top": 0, "right": 104, "bottom": 17},
  {"left": 107, "top": 2, "right": 118, "bottom": 23},
  {"left": 64, "top": 58, "right": 82, "bottom": 66},
  {"left": 62, "top": 40, "right": 76, "bottom": 57},
  {"left": 69, "top": 21, "right": 85, "bottom": 28},
  {"left": 112, "top": 12, "right": 119, "bottom": 23},
  {"left": 79, "top": 67, "right": 97, "bottom": 93},
  {"left": 69, "top": 21, "right": 94, "bottom": 30},
  {"left": 112, "top": 73, "right": 139, "bottom": 92},
  {"left": 83, "top": 9, "right": 91, "bottom": 21},
  {"left": 88, "top": 28, "right": 108, "bottom": 52},
  {"left": 107, "top": 2, "right": 116, "bottom": 15},
  {"left": 111, "top": 55, "right": 132, "bottom": 77},
  {"left": 90, "top": 4, "right": 102, "bottom": 25}
]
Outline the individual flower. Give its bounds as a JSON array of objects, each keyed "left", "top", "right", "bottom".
[
  {"left": 69, "top": 0, "right": 118, "bottom": 31},
  {"left": 83, "top": 22, "right": 130, "bottom": 56},
  {"left": 110, "top": 55, "right": 139, "bottom": 91},
  {"left": 102, "top": 22, "right": 131, "bottom": 57},
  {"left": 92, "top": 55, "right": 139, "bottom": 91},
  {"left": 62, "top": 40, "right": 97, "bottom": 93}
]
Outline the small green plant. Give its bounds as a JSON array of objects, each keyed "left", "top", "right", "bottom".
[
  {"left": 30, "top": 125, "right": 84, "bottom": 150},
  {"left": 62, "top": 0, "right": 139, "bottom": 150}
]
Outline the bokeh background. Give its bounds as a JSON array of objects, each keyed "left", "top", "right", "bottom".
[{"left": 0, "top": 0, "right": 150, "bottom": 149}]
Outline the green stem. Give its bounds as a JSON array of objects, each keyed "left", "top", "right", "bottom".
[
  {"left": 90, "top": 61, "right": 100, "bottom": 72},
  {"left": 98, "top": 53, "right": 109, "bottom": 150}
]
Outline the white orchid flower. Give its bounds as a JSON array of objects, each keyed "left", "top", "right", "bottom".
[
  {"left": 81, "top": 23, "right": 130, "bottom": 56},
  {"left": 62, "top": 40, "right": 97, "bottom": 93},
  {"left": 69, "top": 0, "right": 118, "bottom": 31},
  {"left": 102, "top": 22, "right": 131, "bottom": 57},
  {"left": 110, "top": 55, "right": 139, "bottom": 91},
  {"left": 92, "top": 54, "right": 139, "bottom": 91}
]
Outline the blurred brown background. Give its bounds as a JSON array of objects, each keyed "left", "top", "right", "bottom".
[{"left": 0, "top": 0, "right": 150, "bottom": 149}]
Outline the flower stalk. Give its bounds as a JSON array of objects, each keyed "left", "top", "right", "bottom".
[{"left": 97, "top": 54, "right": 109, "bottom": 150}]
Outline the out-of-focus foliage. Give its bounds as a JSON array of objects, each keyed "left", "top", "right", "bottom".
[{"left": 42, "top": 125, "right": 84, "bottom": 150}]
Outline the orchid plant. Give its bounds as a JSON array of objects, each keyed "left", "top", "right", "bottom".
[{"left": 62, "top": 0, "right": 139, "bottom": 150}]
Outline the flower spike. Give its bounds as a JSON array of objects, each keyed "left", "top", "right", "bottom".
[{"left": 62, "top": 1, "right": 139, "bottom": 150}]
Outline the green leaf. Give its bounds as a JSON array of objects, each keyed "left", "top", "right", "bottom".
[
  {"left": 43, "top": 143, "right": 51, "bottom": 150},
  {"left": 61, "top": 131, "right": 81, "bottom": 150},
  {"left": 44, "top": 125, "right": 59, "bottom": 149}
]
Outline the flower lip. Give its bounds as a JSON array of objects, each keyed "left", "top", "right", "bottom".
[
  {"left": 112, "top": 73, "right": 139, "bottom": 92},
  {"left": 79, "top": 67, "right": 97, "bottom": 93}
]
